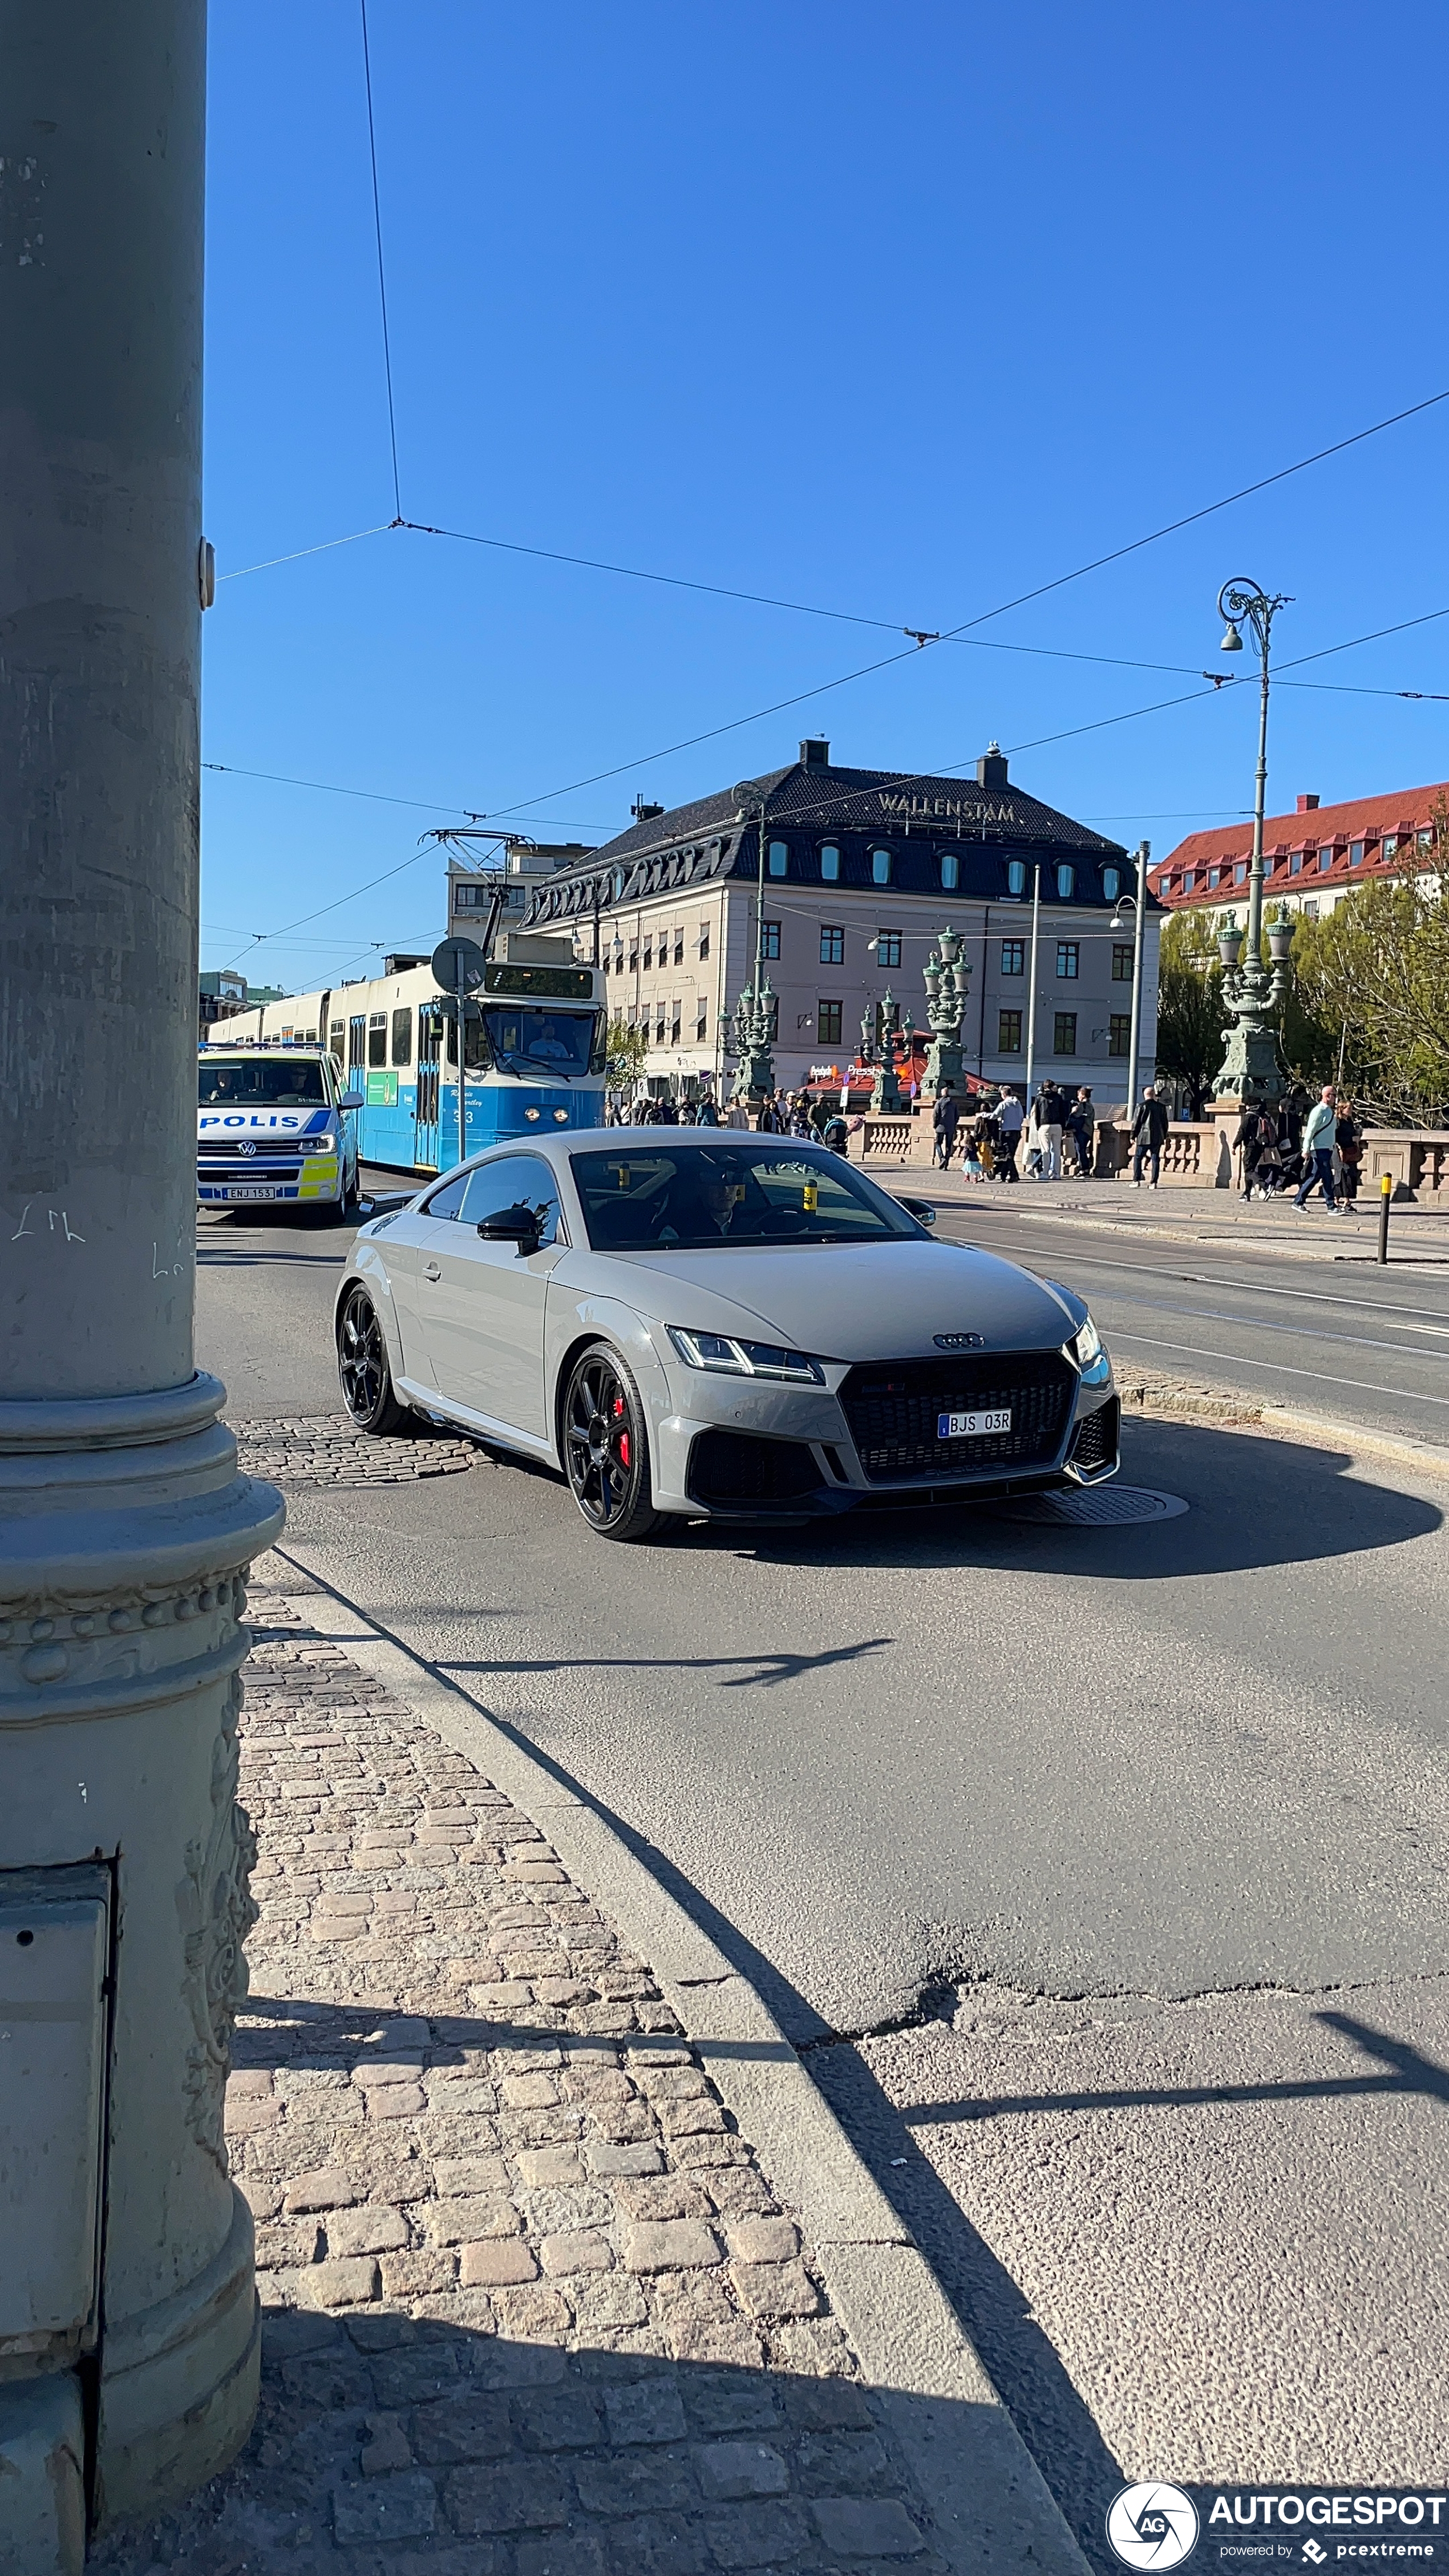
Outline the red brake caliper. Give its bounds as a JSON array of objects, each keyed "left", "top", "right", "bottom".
[{"left": 612, "top": 1392, "right": 630, "bottom": 1469}]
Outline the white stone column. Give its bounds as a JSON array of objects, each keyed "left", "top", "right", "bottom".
[{"left": 0, "top": 0, "right": 283, "bottom": 2558}]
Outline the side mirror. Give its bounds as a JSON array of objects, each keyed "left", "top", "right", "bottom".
[
  {"left": 338, "top": 1089, "right": 365, "bottom": 1111},
  {"left": 478, "top": 1207, "right": 543, "bottom": 1253},
  {"left": 900, "top": 1197, "right": 938, "bottom": 1227}
]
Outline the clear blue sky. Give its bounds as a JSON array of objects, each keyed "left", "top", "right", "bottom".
[{"left": 201, "top": 0, "right": 1449, "bottom": 994}]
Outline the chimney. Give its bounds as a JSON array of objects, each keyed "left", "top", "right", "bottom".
[
  {"left": 630, "top": 799, "right": 665, "bottom": 823},
  {"left": 800, "top": 738, "right": 830, "bottom": 770},
  {"left": 1296, "top": 792, "right": 1320, "bottom": 813},
  {"left": 977, "top": 741, "right": 1009, "bottom": 791}
]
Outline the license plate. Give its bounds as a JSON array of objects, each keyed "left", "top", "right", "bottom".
[
  {"left": 937, "top": 1408, "right": 1011, "bottom": 1439},
  {"left": 223, "top": 1185, "right": 278, "bottom": 1202}
]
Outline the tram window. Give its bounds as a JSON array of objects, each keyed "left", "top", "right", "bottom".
[
  {"left": 392, "top": 1008, "right": 412, "bottom": 1067},
  {"left": 328, "top": 1020, "right": 345, "bottom": 1066},
  {"left": 367, "top": 1012, "right": 387, "bottom": 1068},
  {"left": 443, "top": 1015, "right": 489, "bottom": 1070}
]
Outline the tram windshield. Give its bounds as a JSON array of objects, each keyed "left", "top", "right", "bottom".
[
  {"left": 477, "top": 1006, "right": 599, "bottom": 1078},
  {"left": 199, "top": 1058, "right": 329, "bottom": 1107}
]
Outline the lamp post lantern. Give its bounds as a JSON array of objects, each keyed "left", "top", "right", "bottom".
[
  {"left": 730, "top": 788, "right": 777, "bottom": 1107},
  {"left": 921, "top": 926, "right": 971, "bottom": 1097},
  {"left": 1212, "top": 578, "right": 1294, "bottom": 1103}
]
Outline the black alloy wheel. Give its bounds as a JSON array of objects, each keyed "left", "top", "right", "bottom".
[
  {"left": 337, "top": 1285, "right": 412, "bottom": 1434},
  {"left": 562, "top": 1342, "right": 662, "bottom": 1542}
]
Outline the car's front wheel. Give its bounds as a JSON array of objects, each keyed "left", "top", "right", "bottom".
[
  {"left": 561, "top": 1342, "right": 662, "bottom": 1541},
  {"left": 337, "top": 1285, "right": 414, "bottom": 1434}
]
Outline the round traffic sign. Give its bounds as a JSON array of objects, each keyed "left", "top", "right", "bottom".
[{"left": 431, "top": 935, "right": 487, "bottom": 993}]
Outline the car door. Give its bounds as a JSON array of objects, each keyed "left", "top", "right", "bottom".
[
  {"left": 424, "top": 1153, "right": 566, "bottom": 1440},
  {"left": 382, "top": 1169, "right": 470, "bottom": 1391}
]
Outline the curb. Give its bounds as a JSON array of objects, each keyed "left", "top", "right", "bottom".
[
  {"left": 1257, "top": 1406, "right": 1449, "bottom": 1480},
  {"left": 881, "top": 1178, "right": 1449, "bottom": 1266},
  {"left": 1119, "top": 1383, "right": 1449, "bottom": 1481},
  {"left": 257, "top": 1542, "right": 1090, "bottom": 2576}
]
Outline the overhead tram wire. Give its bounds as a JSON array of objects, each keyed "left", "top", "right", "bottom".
[{"left": 359, "top": 0, "right": 403, "bottom": 523}]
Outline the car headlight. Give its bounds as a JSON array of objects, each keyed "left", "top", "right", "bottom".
[
  {"left": 302, "top": 1138, "right": 337, "bottom": 1156},
  {"left": 1072, "top": 1314, "right": 1111, "bottom": 1386},
  {"left": 666, "top": 1327, "right": 824, "bottom": 1385}
]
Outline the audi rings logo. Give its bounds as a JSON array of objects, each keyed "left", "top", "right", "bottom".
[
  {"left": 1107, "top": 2485, "right": 1200, "bottom": 2571},
  {"left": 933, "top": 1331, "right": 985, "bottom": 1349}
]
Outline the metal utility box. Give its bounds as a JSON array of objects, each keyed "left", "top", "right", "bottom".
[{"left": 0, "top": 1864, "right": 111, "bottom": 2360}]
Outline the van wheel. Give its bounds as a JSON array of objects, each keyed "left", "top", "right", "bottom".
[
  {"left": 337, "top": 1286, "right": 413, "bottom": 1433},
  {"left": 561, "top": 1343, "right": 662, "bottom": 1541}
]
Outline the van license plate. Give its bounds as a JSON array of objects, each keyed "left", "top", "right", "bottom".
[
  {"left": 224, "top": 1185, "right": 277, "bottom": 1202},
  {"left": 938, "top": 1408, "right": 1011, "bottom": 1439}
]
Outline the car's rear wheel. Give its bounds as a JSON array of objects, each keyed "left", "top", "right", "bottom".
[
  {"left": 562, "top": 1342, "right": 662, "bottom": 1541},
  {"left": 337, "top": 1285, "right": 413, "bottom": 1434}
]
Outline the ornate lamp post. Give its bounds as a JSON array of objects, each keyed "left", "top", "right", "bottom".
[
  {"left": 921, "top": 927, "right": 972, "bottom": 1095},
  {"left": 1212, "top": 578, "right": 1294, "bottom": 1102},
  {"left": 729, "top": 785, "right": 777, "bottom": 1105},
  {"left": 861, "top": 991, "right": 905, "bottom": 1112}
]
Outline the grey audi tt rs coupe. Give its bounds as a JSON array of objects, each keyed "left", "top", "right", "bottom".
[{"left": 335, "top": 1131, "right": 1118, "bottom": 1540}]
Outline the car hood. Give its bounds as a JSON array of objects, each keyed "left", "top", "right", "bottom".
[{"left": 580, "top": 1240, "right": 1076, "bottom": 1359}]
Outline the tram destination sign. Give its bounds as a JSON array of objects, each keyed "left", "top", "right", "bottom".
[{"left": 483, "top": 963, "right": 595, "bottom": 1001}]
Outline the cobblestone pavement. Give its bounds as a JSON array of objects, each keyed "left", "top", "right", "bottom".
[
  {"left": 91, "top": 1601, "right": 949, "bottom": 2574},
  {"left": 231, "top": 1417, "right": 481, "bottom": 1489}
]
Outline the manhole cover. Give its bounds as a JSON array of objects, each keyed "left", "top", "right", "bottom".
[
  {"left": 996, "top": 1484, "right": 1189, "bottom": 1527},
  {"left": 232, "top": 1413, "right": 477, "bottom": 1488}
]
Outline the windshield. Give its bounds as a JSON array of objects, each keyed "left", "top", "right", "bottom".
[
  {"left": 199, "top": 1058, "right": 328, "bottom": 1107},
  {"left": 479, "top": 1006, "right": 598, "bottom": 1078},
  {"left": 570, "top": 1146, "right": 921, "bottom": 1251}
]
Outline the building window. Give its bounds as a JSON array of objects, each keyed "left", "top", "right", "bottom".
[
  {"left": 626, "top": 1003, "right": 638, "bottom": 1028},
  {"left": 643, "top": 939, "right": 653, "bottom": 970},
  {"left": 391, "top": 1007, "right": 412, "bottom": 1067},
  {"left": 1006, "top": 860, "right": 1027, "bottom": 896},
  {"left": 1112, "top": 943, "right": 1133, "bottom": 982},
  {"left": 1419, "top": 828, "right": 1434, "bottom": 850},
  {"left": 1053, "top": 1011, "right": 1077, "bottom": 1056},
  {"left": 1001, "top": 938, "right": 1025, "bottom": 977},
  {"left": 998, "top": 1008, "right": 1022, "bottom": 1054},
  {"left": 1235, "top": 861, "right": 1248, "bottom": 884},
  {"left": 767, "top": 840, "right": 788, "bottom": 877},
  {"left": 875, "top": 929, "right": 902, "bottom": 969},
  {"left": 1205, "top": 866, "right": 1219, "bottom": 891},
  {"left": 1181, "top": 869, "right": 1195, "bottom": 893},
  {"left": 940, "top": 853, "right": 960, "bottom": 890},
  {"left": 698, "top": 922, "right": 710, "bottom": 959},
  {"left": 453, "top": 880, "right": 491, "bottom": 910},
  {"left": 1100, "top": 865, "right": 1120, "bottom": 901},
  {"left": 671, "top": 1001, "right": 682, "bottom": 1042},
  {"left": 761, "top": 920, "right": 781, "bottom": 961},
  {"left": 674, "top": 929, "right": 685, "bottom": 963},
  {"left": 367, "top": 1011, "right": 387, "bottom": 1068},
  {"left": 820, "top": 925, "right": 845, "bottom": 966},
  {"left": 1350, "top": 840, "right": 1365, "bottom": 867},
  {"left": 1055, "top": 864, "right": 1074, "bottom": 899},
  {"left": 1382, "top": 836, "right": 1398, "bottom": 860},
  {"left": 1108, "top": 1014, "right": 1131, "bottom": 1058},
  {"left": 1056, "top": 941, "right": 1079, "bottom": 979},
  {"left": 1318, "top": 847, "right": 1333, "bottom": 873},
  {"left": 1289, "top": 851, "right": 1302, "bottom": 874},
  {"left": 870, "top": 848, "right": 892, "bottom": 885},
  {"left": 820, "top": 844, "right": 841, "bottom": 881},
  {"left": 695, "top": 1001, "right": 708, "bottom": 1040},
  {"left": 1302, "top": 898, "right": 1320, "bottom": 920},
  {"left": 817, "top": 999, "right": 843, "bottom": 1045},
  {"left": 628, "top": 943, "right": 638, "bottom": 972}
]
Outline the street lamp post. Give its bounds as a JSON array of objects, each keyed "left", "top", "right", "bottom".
[
  {"left": 1212, "top": 579, "right": 1294, "bottom": 1103},
  {"left": 729, "top": 789, "right": 776, "bottom": 1107},
  {"left": 921, "top": 927, "right": 972, "bottom": 1095},
  {"left": 1108, "top": 841, "right": 1150, "bottom": 1114}
]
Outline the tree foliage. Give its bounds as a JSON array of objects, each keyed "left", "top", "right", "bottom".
[
  {"left": 1154, "top": 912, "right": 1226, "bottom": 1105},
  {"left": 604, "top": 1014, "right": 650, "bottom": 1088},
  {"left": 1292, "top": 832, "right": 1449, "bottom": 1121}
]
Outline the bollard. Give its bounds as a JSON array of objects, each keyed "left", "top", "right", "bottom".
[
  {"left": 1378, "top": 1170, "right": 1393, "bottom": 1266},
  {"left": 0, "top": 1, "right": 283, "bottom": 2561}
]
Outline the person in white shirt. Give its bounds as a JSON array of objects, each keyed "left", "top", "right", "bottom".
[
  {"left": 1294, "top": 1086, "right": 1343, "bottom": 1212},
  {"left": 995, "top": 1087, "right": 1024, "bottom": 1183}
]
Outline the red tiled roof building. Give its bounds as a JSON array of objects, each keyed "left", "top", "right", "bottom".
[{"left": 1150, "top": 781, "right": 1447, "bottom": 921}]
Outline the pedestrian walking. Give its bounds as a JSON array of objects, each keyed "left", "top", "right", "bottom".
[
  {"left": 1029, "top": 1083, "right": 1065, "bottom": 1181},
  {"left": 1335, "top": 1097, "right": 1362, "bottom": 1204},
  {"left": 932, "top": 1082, "right": 961, "bottom": 1169},
  {"left": 995, "top": 1087, "right": 1023, "bottom": 1182},
  {"left": 1234, "top": 1097, "right": 1266, "bottom": 1199},
  {"left": 1294, "top": 1086, "right": 1342, "bottom": 1212},
  {"left": 1130, "top": 1083, "right": 1169, "bottom": 1187},
  {"left": 1066, "top": 1088, "right": 1095, "bottom": 1180}
]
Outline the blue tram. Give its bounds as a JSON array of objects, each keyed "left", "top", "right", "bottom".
[{"left": 205, "top": 945, "right": 607, "bottom": 1176}]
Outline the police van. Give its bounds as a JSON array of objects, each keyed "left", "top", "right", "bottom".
[{"left": 197, "top": 1042, "right": 363, "bottom": 1214}]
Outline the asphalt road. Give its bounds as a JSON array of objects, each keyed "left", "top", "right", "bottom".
[
  {"left": 920, "top": 1194, "right": 1449, "bottom": 1448},
  {"left": 197, "top": 1190, "right": 1449, "bottom": 2553}
]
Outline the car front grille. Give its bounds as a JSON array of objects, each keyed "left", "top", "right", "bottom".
[
  {"left": 839, "top": 1350, "right": 1075, "bottom": 1483},
  {"left": 199, "top": 1140, "right": 309, "bottom": 1160},
  {"left": 688, "top": 1429, "right": 823, "bottom": 1510},
  {"left": 1068, "top": 1397, "right": 1119, "bottom": 1475}
]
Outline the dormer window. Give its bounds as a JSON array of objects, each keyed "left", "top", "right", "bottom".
[
  {"left": 940, "top": 853, "right": 960, "bottom": 889},
  {"left": 819, "top": 844, "right": 841, "bottom": 881},
  {"left": 870, "top": 848, "right": 892, "bottom": 885},
  {"left": 1006, "top": 859, "right": 1027, "bottom": 896},
  {"left": 1055, "top": 863, "right": 1075, "bottom": 899},
  {"left": 767, "top": 840, "right": 788, "bottom": 878},
  {"left": 1101, "top": 865, "right": 1120, "bottom": 901}
]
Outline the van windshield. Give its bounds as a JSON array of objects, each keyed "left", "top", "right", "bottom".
[{"left": 199, "top": 1059, "right": 329, "bottom": 1107}]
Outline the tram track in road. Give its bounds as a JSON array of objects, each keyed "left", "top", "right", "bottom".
[{"left": 929, "top": 1207, "right": 1449, "bottom": 1443}]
